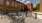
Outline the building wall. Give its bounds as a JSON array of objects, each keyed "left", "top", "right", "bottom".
[
  {"left": 0, "top": 0, "right": 33, "bottom": 12},
  {"left": 26, "top": 3, "right": 33, "bottom": 12},
  {"left": 9, "top": 1, "right": 25, "bottom": 12},
  {"left": 0, "top": 0, "right": 25, "bottom": 12},
  {"left": 40, "top": 0, "right": 42, "bottom": 12}
]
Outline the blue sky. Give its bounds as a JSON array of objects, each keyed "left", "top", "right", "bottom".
[
  {"left": 0, "top": 0, "right": 40, "bottom": 7},
  {"left": 27, "top": 0, "right": 40, "bottom": 7},
  {"left": 0, "top": 0, "right": 40, "bottom": 6},
  {"left": 17, "top": 0, "right": 40, "bottom": 7},
  {"left": 27, "top": 0, "right": 40, "bottom": 5}
]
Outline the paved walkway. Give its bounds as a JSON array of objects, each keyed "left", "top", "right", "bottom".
[
  {"left": 0, "top": 12, "right": 42, "bottom": 23},
  {"left": 0, "top": 17, "right": 10, "bottom": 23},
  {"left": 0, "top": 17, "right": 42, "bottom": 23},
  {"left": 25, "top": 17, "right": 42, "bottom": 23}
]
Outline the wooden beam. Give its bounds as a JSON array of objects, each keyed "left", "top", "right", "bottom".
[
  {"left": 10, "top": 0, "right": 12, "bottom": 12},
  {"left": 3, "top": 0, "right": 6, "bottom": 13}
]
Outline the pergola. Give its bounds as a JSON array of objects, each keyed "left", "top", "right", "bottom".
[{"left": 0, "top": 0, "right": 26, "bottom": 13}]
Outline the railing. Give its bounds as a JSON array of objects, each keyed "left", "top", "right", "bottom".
[{"left": 0, "top": 12, "right": 28, "bottom": 18}]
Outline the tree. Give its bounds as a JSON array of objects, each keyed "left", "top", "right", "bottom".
[{"left": 33, "top": 3, "right": 40, "bottom": 11}]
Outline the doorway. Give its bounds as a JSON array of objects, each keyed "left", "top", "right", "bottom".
[
  {"left": 24, "top": 6, "right": 28, "bottom": 12},
  {"left": 21, "top": 9, "right": 24, "bottom": 12}
]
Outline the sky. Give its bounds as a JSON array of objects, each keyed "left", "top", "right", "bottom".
[
  {"left": 28, "top": 0, "right": 40, "bottom": 7},
  {"left": 17, "top": 0, "right": 40, "bottom": 7}
]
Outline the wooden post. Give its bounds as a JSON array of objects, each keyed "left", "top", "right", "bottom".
[
  {"left": 12, "top": 0, "right": 15, "bottom": 12},
  {"left": 3, "top": 0, "right": 6, "bottom": 13},
  {"left": 10, "top": 0, "right": 12, "bottom": 12}
]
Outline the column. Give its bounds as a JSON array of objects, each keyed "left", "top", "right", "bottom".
[
  {"left": 10, "top": 0, "right": 12, "bottom": 12},
  {"left": 40, "top": 0, "right": 42, "bottom": 12},
  {"left": 3, "top": 0, "right": 6, "bottom": 13}
]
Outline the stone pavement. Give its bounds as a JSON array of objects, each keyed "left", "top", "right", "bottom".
[
  {"left": 25, "top": 17, "right": 42, "bottom": 23},
  {"left": 0, "top": 17, "right": 42, "bottom": 23},
  {"left": 0, "top": 12, "right": 42, "bottom": 23}
]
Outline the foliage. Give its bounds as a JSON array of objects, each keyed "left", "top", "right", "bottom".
[{"left": 33, "top": 3, "right": 40, "bottom": 11}]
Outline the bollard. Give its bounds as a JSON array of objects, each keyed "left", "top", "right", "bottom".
[
  {"left": 26, "top": 12, "right": 28, "bottom": 17},
  {"left": 34, "top": 13, "right": 37, "bottom": 19},
  {"left": 1, "top": 13, "right": 2, "bottom": 18},
  {"left": 0, "top": 12, "right": 2, "bottom": 18}
]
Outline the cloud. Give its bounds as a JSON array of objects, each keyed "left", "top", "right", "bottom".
[
  {"left": 16, "top": 0, "right": 22, "bottom": 2},
  {"left": 22, "top": 0, "right": 25, "bottom": 2},
  {"left": 16, "top": 0, "right": 25, "bottom": 3},
  {"left": 16, "top": 0, "right": 31, "bottom": 4},
  {"left": 16, "top": 0, "right": 22, "bottom": 1},
  {"left": 24, "top": 1, "right": 31, "bottom": 4},
  {"left": 16, "top": 0, "right": 19, "bottom": 1}
]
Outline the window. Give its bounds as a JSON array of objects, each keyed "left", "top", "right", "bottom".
[
  {"left": 15, "top": 3, "right": 17, "bottom": 7},
  {"left": 11, "top": 2, "right": 14, "bottom": 6},
  {"left": 18, "top": 3, "right": 20, "bottom": 6},
  {"left": 17, "top": 3, "right": 21, "bottom": 7},
  {"left": 0, "top": 7, "right": 2, "bottom": 10},
  {"left": 21, "top": 9, "right": 24, "bottom": 12},
  {"left": 28, "top": 5, "right": 30, "bottom": 6},
  {"left": 6, "top": 0, "right": 10, "bottom": 5},
  {"left": 0, "top": 0, "right": 4, "bottom": 4},
  {"left": 6, "top": 6, "right": 10, "bottom": 11},
  {"left": 0, "top": 7, "right": 3, "bottom": 12}
]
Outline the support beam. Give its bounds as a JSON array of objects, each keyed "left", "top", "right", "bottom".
[
  {"left": 3, "top": 0, "right": 6, "bottom": 13},
  {"left": 40, "top": 0, "right": 42, "bottom": 12},
  {"left": 10, "top": 0, "right": 12, "bottom": 12}
]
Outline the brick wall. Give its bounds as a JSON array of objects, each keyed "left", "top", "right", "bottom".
[
  {"left": 40, "top": 0, "right": 42, "bottom": 12},
  {"left": 26, "top": 3, "right": 33, "bottom": 12},
  {"left": 0, "top": 0, "right": 33, "bottom": 12}
]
